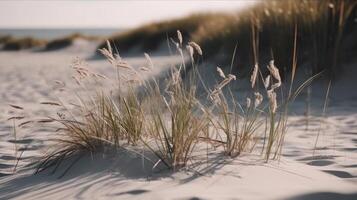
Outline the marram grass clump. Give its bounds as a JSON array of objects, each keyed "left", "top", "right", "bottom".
[{"left": 12, "top": 30, "right": 320, "bottom": 176}]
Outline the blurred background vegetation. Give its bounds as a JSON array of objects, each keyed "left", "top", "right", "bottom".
[{"left": 100, "top": 0, "right": 357, "bottom": 79}]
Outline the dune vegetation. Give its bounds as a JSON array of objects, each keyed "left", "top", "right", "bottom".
[
  {"left": 0, "top": 35, "right": 13, "bottom": 44},
  {"left": 24, "top": 27, "right": 322, "bottom": 175},
  {"left": 7, "top": 0, "right": 356, "bottom": 176},
  {"left": 100, "top": 0, "right": 357, "bottom": 78},
  {"left": 2, "top": 37, "right": 46, "bottom": 51},
  {"left": 0, "top": 33, "right": 101, "bottom": 51},
  {"left": 44, "top": 33, "right": 101, "bottom": 51}
]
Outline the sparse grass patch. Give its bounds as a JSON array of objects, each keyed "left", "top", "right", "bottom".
[
  {"left": 2, "top": 37, "right": 47, "bottom": 50},
  {"left": 45, "top": 33, "right": 101, "bottom": 51}
]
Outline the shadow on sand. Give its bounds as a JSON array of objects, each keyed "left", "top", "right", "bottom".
[
  {"left": 0, "top": 146, "right": 230, "bottom": 199},
  {"left": 285, "top": 192, "right": 357, "bottom": 200}
]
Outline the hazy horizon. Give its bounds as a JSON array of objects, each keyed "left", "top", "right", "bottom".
[{"left": 0, "top": 0, "right": 258, "bottom": 29}]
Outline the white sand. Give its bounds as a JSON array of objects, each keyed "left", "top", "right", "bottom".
[{"left": 0, "top": 43, "right": 357, "bottom": 200}]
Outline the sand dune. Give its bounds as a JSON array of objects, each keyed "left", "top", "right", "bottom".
[{"left": 0, "top": 42, "right": 357, "bottom": 199}]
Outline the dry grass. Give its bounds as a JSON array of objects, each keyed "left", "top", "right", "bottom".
[
  {"left": 15, "top": 21, "right": 328, "bottom": 176},
  {"left": 143, "top": 74, "right": 209, "bottom": 169},
  {"left": 29, "top": 30, "right": 312, "bottom": 176},
  {"left": 100, "top": 0, "right": 357, "bottom": 78},
  {"left": 207, "top": 91, "right": 263, "bottom": 157},
  {"left": 33, "top": 33, "right": 211, "bottom": 172}
]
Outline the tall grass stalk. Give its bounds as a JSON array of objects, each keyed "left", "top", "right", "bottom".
[
  {"left": 313, "top": 80, "right": 332, "bottom": 156},
  {"left": 143, "top": 74, "right": 209, "bottom": 169}
]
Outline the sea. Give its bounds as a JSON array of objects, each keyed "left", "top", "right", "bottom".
[{"left": 0, "top": 28, "right": 123, "bottom": 39}]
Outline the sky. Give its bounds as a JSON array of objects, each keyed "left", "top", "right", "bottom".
[{"left": 0, "top": 0, "right": 259, "bottom": 29}]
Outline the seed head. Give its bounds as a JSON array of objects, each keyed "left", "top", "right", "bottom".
[
  {"left": 246, "top": 98, "right": 251, "bottom": 108},
  {"left": 217, "top": 67, "right": 226, "bottom": 79},
  {"left": 267, "top": 60, "right": 281, "bottom": 83},
  {"left": 188, "top": 42, "right": 202, "bottom": 56},
  {"left": 177, "top": 30, "right": 183, "bottom": 45},
  {"left": 144, "top": 53, "right": 153, "bottom": 69},
  {"left": 254, "top": 92, "right": 263, "bottom": 108}
]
